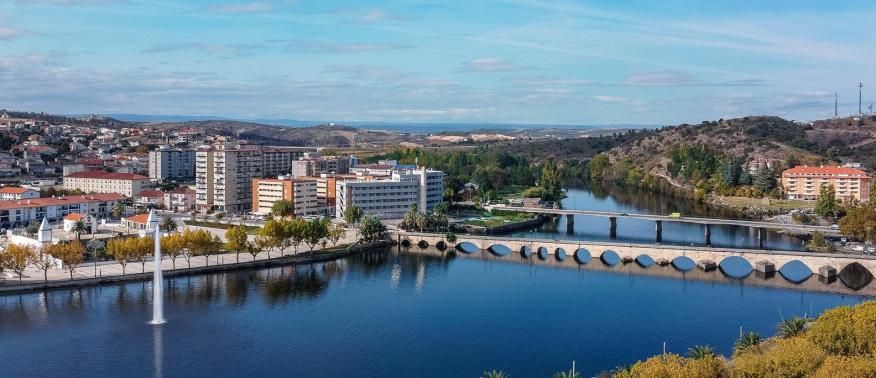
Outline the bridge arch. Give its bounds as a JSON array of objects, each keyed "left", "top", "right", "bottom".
[
  {"left": 455, "top": 242, "right": 479, "bottom": 254},
  {"left": 555, "top": 248, "right": 566, "bottom": 262},
  {"left": 520, "top": 246, "right": 532, "bottom": 258},
  {"left": 719, "top": 256, "right": 753, "bottom": 279},
  {"left": 778, "top": 260, "right": 812, "bottom": 284},
  {"left": 671, "top": 256, "right": 696, "bottom": 272},
  {"left": 435, "top": 241, "right": 447, "bottom": 251},
  {"left": 574, "top": 248, "right": 591, "bottom": 264},
  {"left": 400, "top": 239, "right": 412, "bottom": 248},
  {"left": 601, "top": 250, "right": 620, "bottom": 266},
  {"left": 838, "top": 262, "right": 874, "bottom": 291},
  {"left": 537, "top": 247, "right": 549, "bottom": 260},
  {"left": 635, "top": 254, "right": 655, "bottom": 268},
  {"left": 417, "top": 240, "right": 429, "bottom": 249},
  {"left": 488, "top": 244, "right": 512, "bottom": 257}
]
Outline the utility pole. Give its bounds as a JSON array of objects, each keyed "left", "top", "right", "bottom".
[
  {"left": 859, "top": 82, "right": 864, "bottom": 116},
  {"left": 835, "top": 92, "right": 838, "bottom": 117}
]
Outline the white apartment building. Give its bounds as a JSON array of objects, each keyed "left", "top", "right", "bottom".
[
  {"left": 251, "top": 178, "right": 320, "bottom": 216},
  {"left": 0, "top": 186, "right": 40, "bottom": 200},
  {"left": 195, "top": 144, "right": 319, "bottom": 213},
  {"left": 63, "top": 171, "right": 149, "bottom": 197},
  {"left": 0, "top": 193, "right": 126, "bottom": 228},
  {"left": 290, "top": 155, "right": 352, "bottom": 177},
  {"left": 164, "top": 187, "right": 196, "bottom": 212},
  {"left": 149, "top": 147, "right": 196, "bottom": 181},
  {"left": 335, "top": 167, "right": 444, "bottom": 219}
]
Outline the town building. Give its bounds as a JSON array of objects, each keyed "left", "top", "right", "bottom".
[
  {"left": 0, "top": 187, "right": 40, "bottom": 201},
  {"left": 62, "top": 213, "right": 97, "bottom": 233},
  {"left": 133, "top": 190, "right": 165, "bottom": 208},
  {"left": 251, "top": 177, "right": 320, "bottom": 216},
  {"left": 63, "top": 171, "right": 150, "bottom": 197},
  {"left": 148, "top": 147, "right": 196, "bottom": 181},
  {"left": 335, "top": 167, "right": 445, "bottom": 219},
  {"left": 0, "top": 193, "right": 126, "bottom": 228},
  {"left": 121, "top": 213, "right": 150, "bottom": 232},
  {"left": 195, "top": 144, "right": 318, "bottom": 212},
  {"left": 290, "top": 153, "right": 352, "bottom": 177},
  {"left": 782, "top": 166, "right": 871, "bottom": 202},
  {"left": 164, "top": 187, "right": 196, "bottom": 212}
]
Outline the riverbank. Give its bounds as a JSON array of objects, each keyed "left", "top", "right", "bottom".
[
  {"left": 464, "top": 215, "right": 547, "bottom": 234},
  {"left": 0, "top": 240, "right": 394, "bottom": 295}
]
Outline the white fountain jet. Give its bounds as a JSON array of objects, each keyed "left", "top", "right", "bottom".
[{"left": 147, "top": 209, "right": 165, "bottom": 325}]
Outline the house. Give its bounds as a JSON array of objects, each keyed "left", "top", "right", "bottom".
[
  {"left": 163, "top": 187, "right": 196, "bottom": 212},
  {"left": 121, "top": 213, "right": 150, "bottom": 231},
  {"left": 62, "top": 213, "right": 96, "bottom": 233},
  {"left": 134, "top": 190, "right": 165, "bottom": 208},
  {"left": 0, "top": 187, "right": 40, "bottom": 200},
  {"left": 782, "top": 166, "right": 871, "bottom": 202}
]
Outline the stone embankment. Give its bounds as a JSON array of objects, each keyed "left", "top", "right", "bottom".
[{"left": 0, "top": 240, "right": 394, "bottom": 295}]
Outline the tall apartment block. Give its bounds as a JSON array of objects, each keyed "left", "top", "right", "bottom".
[
  {"left": 196, "top": 144, "right": 318, "bottom": 212},
  {"left": 149, "top": 147, "right": 196, "bottom": 181},
  {"left": 335, "top": 167, "right": 445, "bottom": 219}
]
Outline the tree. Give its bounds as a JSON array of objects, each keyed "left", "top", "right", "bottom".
[
  {"left": 106, "top": 238, "right": 133, "bottom": 274},
  {"left": 258, "top": 219, "right": 284, "bottom": 258},
  {"left": 53, "top": 241, "right": 86, "bottom": 279},
  {"left": 589, "top": 153, "right": 610, "bottom": 181},
  {"left": 111, "top": 202, "right": 126, "bottom": 219},
  {"left": 24, "top": 220, "right": 40, "bottom": 236},
  {"left": 160, "top": 216, "right": 178, "bottom": 233},
  {"left": 0, "top": 249, "right": 9, "bottom": 278},
  {"left": 271, "top": 199, "right": 295, "bottom": 219},
  {"left": 251, "top": 235, "right": 272, "bottom": 259},
  {"left": 539, "top": 158, "right": 562, "bottom": 201},
  {"left": 225, "top": 225, "right": 249, "bottom": 263},
  {"left": 785, "top": 154, "right": 800, "bottom": 169},
  {"left": 481, "top": 370, "right": 508, "bottom": 378},
  {"left": 327, "top": 223, "right": 346, "bottom": 247},
  {"left": 31, "top": 244, "right": 58, "bottom": 282},
  {"left": 185, "top": 229, "right": 216, "bottom": 266},
  {"left": 839, "top": 205, "right": 876, "bottom": 243},
  {"left": 70, "top": 219, "right": 87, "bottom": 241},
  {"left": 815, "top": 184, "right": 838, "bottom": 217},
  {"left": 343, "top": 205, "right": 363, "bottom": 225},
  {"left": 359, "top": 216, "right": 387, "bottom": 242},
  {"left": 4, "top": 243, "right": 35, "bottom": 282},
  {"left": 753, "top": 164, "right": 776, "bottom": 194},
  {"left": 132, "top": 237, "right": 153, "bottom": 273},
  {"left": 214, "top": 212, "right": 224, "bottom": 224},
  {"left": 161, "top": 233, "right": 184, "bottom": 269},
  {"left": 722, "top": 158, "right": 742, "bottom": 187},
  {"left": 303, "top": 219, "right": 328, "bottom": 253}
]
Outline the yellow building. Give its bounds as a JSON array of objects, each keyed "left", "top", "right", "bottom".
[{"left": 781, "top": 166, "right": 871, "bottom": 202}]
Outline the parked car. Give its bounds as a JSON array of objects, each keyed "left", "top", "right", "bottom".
[
  {"left": 853, "top": 245, "right": 865, "bottom": 252},
  {"left": 830, "top": 224, "right": 839, "bottom": 230}
]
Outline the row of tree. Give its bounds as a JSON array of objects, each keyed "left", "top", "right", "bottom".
[{"left": 0, "top": 242, "right": 85, "bottom": 282}]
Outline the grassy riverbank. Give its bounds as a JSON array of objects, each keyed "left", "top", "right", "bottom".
[{"left": 184, "top": 220, "right": 261, "bottom": 234}]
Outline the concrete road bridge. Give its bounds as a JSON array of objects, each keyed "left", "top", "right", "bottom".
[
  {"left": 394, "top": 232, "right": 876, "bottom": 293},
  {"left": 486, "top": 206, "right": 839, "bottom": 247}
]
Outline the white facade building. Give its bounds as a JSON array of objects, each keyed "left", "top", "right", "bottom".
[
  {"left": 63, "top": 171, "right": 149, "bottom": 197},
  {"left": 335, "top": 167, "right": 444, "bottom": 219}
]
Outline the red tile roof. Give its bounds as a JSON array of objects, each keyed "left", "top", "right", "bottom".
[
  {"left": 783, "top": 166, "right": 870, "bottom": 178},
  {"left": 137, "top": 190, "right": 165, "bottom": 198},
  {"left": 65, "top": 171, "right": 149, "bottom": 180},
  {"left": 0, "top": 193, "right": 126, "bottom": 211},
  {"left": 0, "top": 186, "right": 32, "bottom": 194},
  {"left": 64, "top": 213, "right": 86, "bottom": 221},
  {"left": 125, "top": 213, "right": 150, "bottom": 224}
]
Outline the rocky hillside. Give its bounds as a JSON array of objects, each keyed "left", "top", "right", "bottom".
[{"left": 606, "top": 115, "right": 876, "bottom": 180}]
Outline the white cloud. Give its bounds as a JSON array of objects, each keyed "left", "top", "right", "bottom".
[
  {"left": 624, "top": 70, "right": 695, "bottom": 86},
  {"left": 0, "top": 25, "right": 32, "bottom": 40},
  {"left": 204, "top": 2, "right": 271, "bottom": 14},
  {"left": 457, "top": 58, "right": 531, "bottom": 73},
  {"left": 593, "top": 95, "right": 628, "bottom": 103}
]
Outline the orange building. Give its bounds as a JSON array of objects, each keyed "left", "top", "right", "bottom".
[
  {"left": 251, "top": 178, "right": 319, "bottom": 216},
  {"left": 781, "top": 166, "right": 871, "bottom": 202}
]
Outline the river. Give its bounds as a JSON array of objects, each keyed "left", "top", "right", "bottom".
[
  {"left": 507, "top": 186, "right": 807, "bottom": 251},
  {"left": 0, "top": 249, "right": 870, "bottom": 377}
]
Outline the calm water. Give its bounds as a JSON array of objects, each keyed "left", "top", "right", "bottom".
[
  {"left": 0, "top": 248, "right": 871, "bottom": 377},
  {"left": 507, "top": 186, "right": 807, "bottom": 251}
]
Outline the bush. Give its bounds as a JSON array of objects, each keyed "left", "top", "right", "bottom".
[
  {"left": 733, "top": 337, "right": 825, "bottom": 378},
  {"left": 812, "top": 356, "right": 876, "bottom": 378},
  {"left": 806, "top": 305, "right": 858, "bottom": 356},
  {"left": 613, "top": 354, "right": 730, "bottom": 378}
]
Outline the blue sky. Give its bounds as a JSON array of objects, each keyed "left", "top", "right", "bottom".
[{"left": 0, "top": 0, "right": 874, "bottom": 125}]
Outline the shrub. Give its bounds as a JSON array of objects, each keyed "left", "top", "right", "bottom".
[
  {"left": 812, "top": 356, "right": 876, "bottom": 378},
  {"left": 613, "top": 353, "right": 730, "bottom": 378},
  {"left": 732, "top": 337, "right": 825, "bottom": 378},
  {"left": 806, "top": 305, "right": 857, "bottom": 356}
]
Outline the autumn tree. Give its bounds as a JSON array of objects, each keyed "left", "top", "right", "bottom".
[
  {"left": 4, "top": 243, "right": 36, "bottom": 282},
  {"left": 815, "top": 184, "right": 838, "bottom": 217},
  {"left": 107, "top": 238, "right": 134, "bottom": 274},
  {"left": 225, "top": 225, "right": 249, "bottom": 263},
  {"left": 31, "top": 244, "right": 58, "bottom": 282},
  {"left": 161, "top": 232, "right": 184, "bottom": 269},
  {"left": 53, "top": 241, "right": 86, "bottom": 279},
  {"left": 327, "top": 223, "right": 346, "bottom": 247},
  {"left": 839, "top": 205, "right": 876, "bottom": 243}
]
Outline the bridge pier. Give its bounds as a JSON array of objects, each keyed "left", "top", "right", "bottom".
[
  {"left": 655, "top": 221, "right": 663, "bottom": 243},
  {"left": 566, "top": 214, "right": 574, "bottom": 234},
  {"left": 609, "top": 217, "right": 617, "bottom": 239},
  {"left": 704, "top": 224, "right": 712, "bottom": 246},
  {"left": 758, "top": 228, "right": 766, "bottom": 249}
]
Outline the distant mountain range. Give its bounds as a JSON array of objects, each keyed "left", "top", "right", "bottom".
[{"left": 99, "top": 114, "right": 656, "bottom": 133}]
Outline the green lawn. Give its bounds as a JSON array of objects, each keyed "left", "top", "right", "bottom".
[{"left": 183, "top": 220, "right": 262, "bottom": 234}]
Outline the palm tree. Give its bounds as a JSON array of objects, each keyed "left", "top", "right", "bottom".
[
  {"left": 687, "top": 345, "right": 715, "bottom": 359},
  {"left": 481, "top": 370, "right": 508, "bottom": 378},
  {"left": 777, "top": 316, "right": 809, "bottom": 338},
  {"left": 733, "top": 331, "right": 763, "bottom": 355},
  {"left": 70, "top": 219, "right": 87, "bottom": 241},
  {"left": 160, "top": 216, "right": 178, "bottom": 233},
  {"left": 111, "top": 202, "right": 126, "bottom": 219}
]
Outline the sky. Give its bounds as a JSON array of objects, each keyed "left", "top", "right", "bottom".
[{"left": 0, "top": 0, "right": 874, "bottom": 125}]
